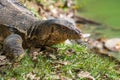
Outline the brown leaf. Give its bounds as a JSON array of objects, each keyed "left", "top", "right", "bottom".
[
  {"left": 105, "top": 38, "right": 120, "bottom": 52},
  {"left": 0, "top": 56, "right": 6, "bottom": 61},
  {"left": 9, "top": 78, "right": 16, "bottom": 80},
  {"left": 49, "top": 54, "right": 57, "bottom": 59},
  {"left": 77, "top": 71, "right": 95, "bottom": 80},
  {"left": 53, "top": 61, "right": 71, "bottom": 65},
  {"left": 114, "top": 65, "right": 120, "bottom": 74},
  {"left": 25, "top": 72, "right": 40, "bottom": 80},
  {"left": 0, "top": 56, "right": 10, "bottom": 66}
]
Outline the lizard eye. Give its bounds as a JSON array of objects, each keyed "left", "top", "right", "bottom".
[{"left": 62, "top": 27, "right": 66, "bottom": 30}]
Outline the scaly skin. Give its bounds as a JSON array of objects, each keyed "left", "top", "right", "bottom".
[{"left": 0, "top": 0, "right": 82, "bottom": 60}]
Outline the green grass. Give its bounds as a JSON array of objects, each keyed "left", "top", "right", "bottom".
[
  {"left": 77, "top": 0, "right": 120, "bottom": 38},
  {"left": 1, "top": 44, "right": 119, "bottom": 80},
  {"left": 78, "top": 0, "right": 120, "bottom": 27}
]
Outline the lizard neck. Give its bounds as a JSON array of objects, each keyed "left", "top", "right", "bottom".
[{"left": 27, "top": 20, "right": 44, "bottom": 39}]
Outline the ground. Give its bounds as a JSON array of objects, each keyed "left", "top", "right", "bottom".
[{"left": 0, "top": 44, "right": 119, "bottom": 80}]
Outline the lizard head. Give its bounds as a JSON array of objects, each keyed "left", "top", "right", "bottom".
[
  {"left": 34, "top": 19, "right": 83, "bottom": 46},
  {"left": 49, "top": 19, "right": 83, "bottom": 40}
]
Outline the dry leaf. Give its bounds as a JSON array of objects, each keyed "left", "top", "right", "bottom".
[
  {"left": 114, "top": 42, "right": 120, "bottom": 51},
  {"left": 77, "top": 71, "right": 95, "bottom": 80},
  {"left": 105, "top": 38, "right": 120, "bottom": 52},
  {"left": 25, "top": 72, "right": 40, "bottom": 80},
  {"left": 49, "top": 54, "right": 57, "bottom": 59},
  {"left": 9, "top": 78, "right": 16, "bottom": 80},
  {"left": 53, "top": 61, "right": 71, "bottom": 65},
  {"left": 0, "top": 56, "right": 6, "bottom": 61}
]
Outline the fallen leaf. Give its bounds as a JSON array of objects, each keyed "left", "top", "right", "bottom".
[
  {"left": 105, "top": 38, "right": 120, "bottom": 52},
  {"left": 77, "top": 71, "right": 95, "bottom": 80},
  {"left": 52, "top": 61, "right": 71, "bottom": 65},
  {"left": 114, "top": 65, "right": 120, "bottom": 74},
  {"left": 49, "top": 54, "right": 57, "bottom": 59},
  {"left": 0, "top": 56, "right": 6, "bottom": 61},
  {"left": 9, "top": 78, "right": 16, "bottom": 80},
  {"left": 25, "top": 72, "right": 40, "bottom": 80}
]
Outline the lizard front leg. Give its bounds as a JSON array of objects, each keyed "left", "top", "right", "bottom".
[{"left": 3, "top": 34, "right": 25, "bottom": 61}]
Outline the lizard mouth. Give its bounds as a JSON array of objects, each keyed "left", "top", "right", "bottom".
[
  {"left": 75, "top": 29, "right": 83, "bottom": 38},
  {"left": 68, "top": 28, "right": 83, "bottom": 40}
]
